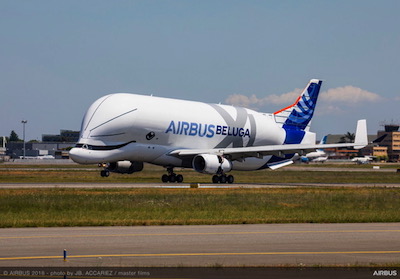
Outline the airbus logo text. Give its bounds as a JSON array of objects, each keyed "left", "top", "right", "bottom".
[{"left": 165, "top": 120, "right": 251, "bottom": 138}]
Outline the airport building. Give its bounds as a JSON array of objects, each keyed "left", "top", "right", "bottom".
[
  {"left": 0, "top": 137, "right": 6, "bottom": 157},
  {"left": 5, "top": 142, "right": 75, "bottom": 159},
  {"left": 4, "top": 130, "right": 79, "bottom": 160},
  {"left": 374, "top": 124, "right": 400, "bottom": 162},
  {"left": 324, "top": 124, "right": 400, "bottom": 162},
  {"left": 323, "top": 134, "right": 368, "bottom": 159},
  {"left": 42, "top": 130, "right": 80, "bottom": 142}
]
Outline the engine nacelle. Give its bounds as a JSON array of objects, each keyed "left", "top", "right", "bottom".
[
  {"left": 192, "top": 154, "right": 232, "bottom": 174},
  {"left": 107, "top": 161, "right": 143, "bottom": 174}
]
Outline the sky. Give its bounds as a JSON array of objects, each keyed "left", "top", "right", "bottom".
[{"left": 1, "top": 0, "right": 399, "bottom": 141}]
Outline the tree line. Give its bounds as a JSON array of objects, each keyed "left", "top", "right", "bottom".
[{"left": 1, "top": 130, "right": 38, "bottom": 144}]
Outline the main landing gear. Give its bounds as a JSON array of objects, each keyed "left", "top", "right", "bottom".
[
  {"left": 212, "top": 174, "right": 234, "bottom": 184},
  {"left": 162, "top": 167, "right": 184, "bottom": 183},
  {"left": 161, "top": 168, "right": 235, "bottom": 184}
]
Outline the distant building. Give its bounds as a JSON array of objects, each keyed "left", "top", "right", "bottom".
[
  {"left": 0, "top": 136, "right": 6, "bottom": 149},
  {"left": 376, "top": 124, "right": 400, "bottom": 162},
  {"left": 42, "top": 130, "right": 80, "bottom": 142},
  {"left": 0, "top": 136, "right": 7, "bottom": 158},
  {"left": 6, "top": 142, "right": 75, "bottom": 159},
  {"left": 328, "top": 123, "right": 400, "bottom": 162},
  {"left": 323, "top": 134, "right": 375, "bottom": 160},
  {"left": 6, "top": 129, "right": 79, "bottom": 159}
]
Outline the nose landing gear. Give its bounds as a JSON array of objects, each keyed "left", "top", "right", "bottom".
[
  {"left": 99, "top": 163, "right": 110, "bottom": 177},
  {"left": 100, "top": 169, "right": 110, "bottom": 177}
]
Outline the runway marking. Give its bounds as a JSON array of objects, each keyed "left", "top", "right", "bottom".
[
  {"left": 1, "top": 229, "right": 399, "bottom": 240},
  {"left": 1, "top": 251, "right": 400, "bottom": 261}
]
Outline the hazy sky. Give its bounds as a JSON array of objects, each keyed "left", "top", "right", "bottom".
[{"left": 1, "top": 0, "right": 399, "bottom": 141}]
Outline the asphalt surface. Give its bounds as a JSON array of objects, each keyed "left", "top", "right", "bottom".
[{"left": 1, "top": 223, "right": 399, "bottom": 267}]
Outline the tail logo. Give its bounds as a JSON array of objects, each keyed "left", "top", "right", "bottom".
[{"left": 282, "top": 80, "right": 322, "bottom": 130}]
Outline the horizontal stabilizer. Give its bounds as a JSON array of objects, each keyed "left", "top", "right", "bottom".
[{"left": 268, "top": 159, "right": 294, "bottom": 170}]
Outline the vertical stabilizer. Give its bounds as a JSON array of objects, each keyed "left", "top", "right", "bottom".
[
  {"left": 354, "top": 119, "right": 368, "bottom": 149},
  {"left": 317, "top": 135, "right": 328, "bottom": 152},
  {"left": 274, "top": 79, "right": 322, "bottom": 131}
]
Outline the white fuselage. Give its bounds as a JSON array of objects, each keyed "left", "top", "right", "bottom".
[{"left": 70, "top": 93, "right": 316, "bottom": 171}]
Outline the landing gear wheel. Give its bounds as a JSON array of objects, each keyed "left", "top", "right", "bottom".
[
  {"left": 212, "top": 175, "right": 219, "bottom": 184},
  {"left": 176, "top": 174, "right": 184, "bottom": 183},
  {"left": 219, "top": 175, "right": 227, "bottom": 184},
  {"left": 162, "top": 174, "right": 169, "bottom": 183},
  {"left": 227, "top": 175, "right": 234, "bottom": 184},
  {"left": 169, "top": 174, "right": 176, "bottom": 183},
  {"left": 100, "top": 170, "right": 110, "bottom": 177}
]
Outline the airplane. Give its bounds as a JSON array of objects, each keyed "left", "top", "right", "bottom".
[
  {"left": 311, "top": 156, "right": 329, "bottom": 163},
  {"left": 69, "top": 79, "right": 368, "bottom": 184},
  {"left": 300, "top": 135, "right": 329, "bottom": 163},
  {"left": 18, "top": 155, "right": 55, "bottom": 160},
  {"left": 351, "top": 155, "right": 374, "bottom": 164}
]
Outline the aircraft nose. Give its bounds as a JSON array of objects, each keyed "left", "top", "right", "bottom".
[{"left": 69, "top": 147, "right": 87, "bottom": 164}]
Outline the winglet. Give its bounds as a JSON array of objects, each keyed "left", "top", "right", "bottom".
[{"left": 354, "top": 119, "right": 368, "bottom": 149}]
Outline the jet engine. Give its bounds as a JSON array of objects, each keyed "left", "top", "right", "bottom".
[
  {"left": 192, "top": 154, "right": 232, "bottom": 174},
  {"left": 107, "top": 161, "right": 144, "bottom": 174}
]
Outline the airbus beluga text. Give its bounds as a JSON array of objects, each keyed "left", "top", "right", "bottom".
[{"left": 69, "top": 79, "right": 368, "bottom": 183}]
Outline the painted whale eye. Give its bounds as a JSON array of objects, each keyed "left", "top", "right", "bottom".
[{"left": 146, "top": 132, "right": 155, "bottom": 140}]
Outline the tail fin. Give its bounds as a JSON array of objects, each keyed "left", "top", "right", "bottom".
[
  {"left": 320, "top": 135, "right": 328, "bottom": 145},
  {"left": 354, "top": 119, "right": 368, "bottom": 149},
  {"left": 317, "top": 135, "right": 328, "bottom": 152},
  {"left": 274, "top": 79, "right": 322, "bottom": 131}
]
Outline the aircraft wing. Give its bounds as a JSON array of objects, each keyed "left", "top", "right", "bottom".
[{"left": 169, "top": 119, "right": 368, "bottom": 160}]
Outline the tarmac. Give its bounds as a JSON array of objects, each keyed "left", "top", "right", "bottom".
[{"left": 1, "top": 223, "right": 399, "bottom": 267}]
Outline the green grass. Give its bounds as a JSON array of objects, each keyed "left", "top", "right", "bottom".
[
  {"left": 1, "top": 187, "right": 400, "bottom": 228},
  {"left": 0, "top": 163, "right": 400, "bottom": 184},
  {"left": 0, "top": 163, "right": 399, "bottom": 227}
]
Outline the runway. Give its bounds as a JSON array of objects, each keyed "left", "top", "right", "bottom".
[{"left": 1, "top": 223, "right": 399, "bottom": 267}]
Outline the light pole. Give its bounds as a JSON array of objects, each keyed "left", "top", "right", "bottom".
[{"left": 21, "top": 120, "right": 27, "bottom": 159}]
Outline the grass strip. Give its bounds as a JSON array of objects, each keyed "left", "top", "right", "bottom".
[
  {"left": 1, "top": 166, "right": 400, "bottom": 183},
  {"left": 1, "top": 188, "right": 399, "bottom": 228}
]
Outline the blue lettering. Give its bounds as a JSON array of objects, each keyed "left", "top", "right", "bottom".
[
  {"left": 180, "top": 122, "right": 189, "bottom": 135},
  {"left": 216, "top": 125, "right": 222, "bottom": 135},
  {"left": 198, "top": 123, "right": 207, "bottom": 137},
  {"left": 189, "top": 122, "right": 198, "bottom": 136},
  {"left": 232, "top": 127, "right": 238, "bottom": 136},
  {"left": 166, "top": 121, "right": 249, "bottom": 139},
  {"left": 207, "top": 125, "right": 215, "bottom": 138},
  {"left": 227, "top": 126, "right": 232, "bottom": 136},
  {"left": 165, "top": 121, "right": 176, "bottom": 134},
  {"left": 222, "top": 126, "right": 227, "bottom": 135}
]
